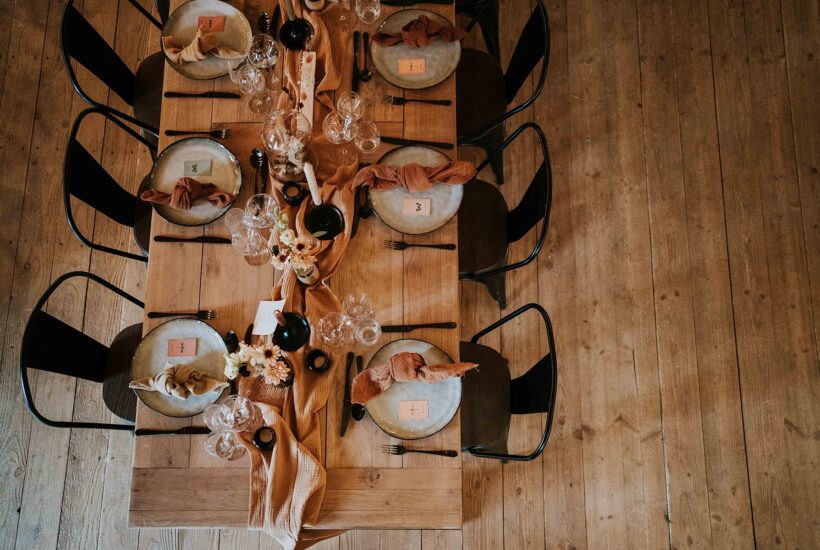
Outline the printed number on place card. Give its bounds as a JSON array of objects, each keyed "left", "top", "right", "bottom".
[
  {"left": 184, "top": 159, "right": 212, "bottom": 177},
  {"left": 399, "top": 400, "right": 429, "bottom": 420},
  {"left": 198, "top": 16, "right": 225, "bottom": 32},
  {"left": 167, "top": 338, "right": 198, "bottom": 357},
  {"left": 398, "top": 59, "right": 426, "bottom": 75},
  {"left": 402, "top": 197, "right": 431, "bottom": 216}
]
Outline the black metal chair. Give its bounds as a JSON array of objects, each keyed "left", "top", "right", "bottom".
[
  {"left": 458, "top": 122, "right": 552, "bottom": 308},
  {"left": 457, "top": 0, "right": 500, "bottom": 61},
  {"left": 64, "top": 108, "right": 155, "bottom": 262},
  {"left": 155, "top": 0, "right": 170, "bottom": 24},
  {"left": 61, "top": 0, "right": 165, "bottom": 145},
  {"left": 460, "top": 303, "right": 557, "bottom": 461},
  {"left": 20, "top": 271, "right": 145, "bottom": 428},
  {"left": 456, "top": 0, "right": 549, "bottom": 184}
]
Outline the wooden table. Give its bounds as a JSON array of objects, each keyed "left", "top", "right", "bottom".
[{"left": 129, "top": 0, "right": 461, "bottom": 531}]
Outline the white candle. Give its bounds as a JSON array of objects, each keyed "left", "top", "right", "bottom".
[{"left": 304, "top": 161, "right": 322, "bottom": 206}]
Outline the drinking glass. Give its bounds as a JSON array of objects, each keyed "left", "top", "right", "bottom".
[
  {"left": 317, "top": 312, "right": 354, "bottom": 350},
  {"left": 336, "top": 91, "right": 365, "bottom": 122},
  {"left": 204, "top": 431, "right": 246, "bottom": 460},
  {"left": 227, "top": 56, "right": 247, "bottom": 84},
  {"left": 245, "top": 194, "right": 279, "bottom": 230},
  {"left": 354, "top": 0, "right": 381, "bottom": 24},
  {"left": 352, "top": 120, "right": 380, "bottom": 154},
  {"left": 247, "top": 34, "right": 280, "bottom": 90},
  {"left": 343, "top": 292, "right": 374, "bottom": 321},
  {"left": 322, "top": 111, "right": 356, "bottom": 165},
  {"left": 221, "top": 395, "right": 263, "bottom": 432},
  {"left": 224, "top": 207, "right": 252, "bottom": 235},
  {"left": 327, "top": 0, "right": 354, "bottom": 30},
  {"left": 232, "top": 226, "right": 271, "bottom": 266},
  {"left": 354, "top": 318, "right": 382, "bottom": 347},
  {"left": 237, "top": 64, "right": 273, "bottom": 115}
]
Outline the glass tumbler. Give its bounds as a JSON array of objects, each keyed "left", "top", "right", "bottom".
[
  {"left": 317, "top": 312, "right": 355, "bottom": 350},
  {"left": 343, "top": 292, "right": 374, "bottom": 321},
  {"left": 204, "top": 431, "right": 246, "bottom": 461},
  {"left": 354, "top": 0, "right": 381, "bottom": 24},
  {"left": 354, "top": 318, "right": 382, "bottom": 347},
  {"left": 353, "top": 120, "right": 380, "bottom": 154}
]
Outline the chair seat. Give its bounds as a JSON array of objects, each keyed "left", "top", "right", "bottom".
[
  {"left": 133, "top": 174, "right": 152, "bottom": 257},
  {"left": 459, "top": 341, "right": 511, "bottom": 450},
  {"left": 103, "top": 322, "right": 143, "bottom": 422},
  {"left": 457, "top": 48, "right": 506, "bottom": 139},
  {"left": 458, "top": 179, "right": 508, "bottom": 275},
  {"left": 134, "top": 51, "right": 164, "bottom": 145}
]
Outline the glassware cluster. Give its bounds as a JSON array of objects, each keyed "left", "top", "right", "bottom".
[
  {"left": 317, "top": 292, "right": 382, "bottom": 350},
  {"left": 224, "top": 194, "right": 279, "bottom": 266},
  {"left": 202, "top": 395, "right": 263, "bottom": 461},
  {"left": 322, "top": 92, "right": 380, "bottom": 165},
  {"left": 229, "top": 33, "right": 280, "bottom": 114}
]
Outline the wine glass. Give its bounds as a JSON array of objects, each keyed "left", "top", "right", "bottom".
[
  {"left": 224, "top": 207, "right": 252, "bottom": 235},
  {"left": 322, "top": 111, "right": 356, "bottom": 165},
  {"left": 317, "top": 312, "right": 354, "bottom": 350},
  {"left": 327, "top": 0, "right": 354, "bottom": 30},
  {"left": 337, "top": 91, "right": 365, "bottom": 122},
  {"left": 245, "top": 194, "right": 279, "bottom": 230},
  {"left": 352, "top": 120, "right": 380, "bottom": 154},
  {"left": 354, "top": 0, "right": 381, "bottom": 24},
  {"left": 343, "top": 292, "right": 374, "bottom": 321},
  {"left": 204, "top": 431, "right": 246, "bottom": 460},
  {"left": 232, "top": 226, "right": 271, "bottom": 266},
  {"left": 247, "top": 34, "right": 280, "bottom": 90},
  {"left": 227, "top": 56, "right": 248, "bottom": 84},
  {"left": 354, "top": 318, "right": 382, "bottom": 347},
  {"left": 237, "top": 64, "right": 273, "bottom": 115}
]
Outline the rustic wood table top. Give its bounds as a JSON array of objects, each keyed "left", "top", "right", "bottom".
[{"left": 129, "top": 0, "right": 461, "bottom": 531}]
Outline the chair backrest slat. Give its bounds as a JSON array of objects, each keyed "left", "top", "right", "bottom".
[
  {"left": 504, "top": 3, "right": 549, "bottom": 104},
  {"left": 507, "top": 161, "right": 550, "bottom": 242},
  {"left": 62, "top": 3, "right": 136, "bottom": 106},
  {"left": 23, "top": 311, "right": 108, "bottom": 383}
]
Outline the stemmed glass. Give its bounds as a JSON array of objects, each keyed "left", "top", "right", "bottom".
[
  {"left": 202, "top": 396, "right": 262, "bottom": 461},
  {"left": 236, "top": 64, "right": 273, "bottom": 115},
  {"left": 337, "top": 91, "right": 365, "bottom": 122},
  {"left": 354, "top": 0, "right": 381, "bottom": 24},
  {"left": 343, "top": 293, "right": 382, "bottom": 347},
  {"left": 327, "top": 0, "right": 354, "bottom": 30},
  {"left": 247, "top": 34, "right": 280, "bottom": 91},
  {"left": 224, "top": 205, "right": 273, "bottom": 266},
  {"left": 317, "top": 312, "right": 355, "bottom": 350},
  {"left": 353, "top": 120, "right": 380, "bottom": 154},
  {"left": 323, "top": 111, "right": 356, "bottom": 165},
  {"left": 244, "top": 193, "right": 280, "bottom": 234}
]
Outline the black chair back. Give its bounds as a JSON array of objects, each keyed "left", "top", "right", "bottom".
[
  {"left": 20, "top": 271, "right": 144, "bottom": 430},
  {"left": 462, "top": 303, "right": 558, "bottom": 461},
  {"left": 61, "top": 0, "right": 161, "bottom": 131},
  {"left": 64, "top": 108, "right": 155, "bottom": 262}
]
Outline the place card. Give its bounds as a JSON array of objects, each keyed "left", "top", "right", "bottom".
[
  {"left": 184, "top": 159, "right": 212, "bottom": 177},
  {"left": 167, "top": 338, "right": 197, "bottom": 357},
  {"left": 399, "top": 400, "right": 429, "bottom": 420},
  {"left": 253, "top": 299, "right": 287, "bottom": 335},
  {"left": 402, "top": 197, "right": 431, "bottom": 216},
  {"left": 198, "top": 15, "right": 225, "bottom": 32},
  {"left": 398, "top": 58, "right": 426, "bottom": 75}
]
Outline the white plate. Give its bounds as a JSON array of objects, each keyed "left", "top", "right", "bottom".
[
  {"left": 370, "top": 9, "right": 461, "bottom": 90},
  {"left": 365, "top": 339, "right": 461, "bottom": 440},
  {"left": 131, "top": 318, "right": 228, "bottom": 417},
  {"left": 369, "top": 146, "right": 462, "bottom": 235},
  {"left": 148, "top": 137, "right": 242, "bottom": 226},
  {"left": 162, "top": 0, "right": 251, "bottom": 80}
]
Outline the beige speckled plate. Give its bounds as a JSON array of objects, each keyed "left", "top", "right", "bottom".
[
  {"left": 365, "top": 339, "right": 461, "bottom": 440},
  {"left": 162, "top": 0, "right": 251, "bottom": 80},
  {"left": 369, "top": 145, "right": 462, "bottom": 234},
  {"left": 148, "top": 137, "right": 242, "bottom": 226},
  {"left": 370, "top": 9, "right": 461, "bottom": 90},
  {"left": 131, "top": 318, "right": 228, "bottom": 418}
]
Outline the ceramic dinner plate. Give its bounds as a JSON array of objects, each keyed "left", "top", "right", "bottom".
[
  {"left": 369, "top": 145, "right": 462, "bottom": 234},
  {"left": 131, "top": 318, "right": 229, "bottom": 417},
  {"left": 162, "top": 0, "right": 251, "bottom": 80},
  {"left": 370, "top": 9, "right": 461, "bottom": 90},
  {"left": 365, "top": 339, "right": 461, "bottom": 440},
  {"left": 148, "top": 137, "right": 242, "bottom": 226}
]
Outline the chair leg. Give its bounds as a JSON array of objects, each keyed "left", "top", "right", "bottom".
[{"left": 480, "top": 272, "right": 507, "bottom": 309}]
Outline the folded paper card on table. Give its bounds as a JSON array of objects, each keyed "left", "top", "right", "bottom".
[
  {"left": 399, "top": 400, "right": 429, "bottom": 419},
  {"left": 253, "top": 300, "right": 288, "bottom": 335},
  {"left": 184, "top": 159, "right": 213, "bottom": 177},
  {"left": 402, "top": 197, "right": 431, "bottom": 216},
  {"left": 167, "top": 338, "right": 198, "bottom": 356},
  {"left": 198, "top": 15, "right": 225, "bottom": 32},
  {"left": 399, "top": 59, "right": 426, "bottom": 75}
]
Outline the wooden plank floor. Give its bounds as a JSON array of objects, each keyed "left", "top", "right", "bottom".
[{"left": 0, "top": 0, "right": 817, "bottom": 548}]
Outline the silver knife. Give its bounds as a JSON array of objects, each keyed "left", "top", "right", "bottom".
[
  {"left": 135, "top": 426, "right": 211, "bottom": 436},
  {"left": 381, "top": 136, "right": 454, "bottom": 150},
  {"left": 154, "top": 235, "right": 233, "bottom": 244},
  {"left": 381, "top": 322, "right": 457, "bottom": 333},
  {"left": 340, "top": 352, "right": 355, "bottom": 437},
  {"left": 164, "top": 91, "right": 241, "bottom": 99}
]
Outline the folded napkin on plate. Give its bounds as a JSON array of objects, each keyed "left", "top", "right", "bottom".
[
  {"left": 163, "top": 24, "right": 245, "bottom": 65},
  {"left": 351, "top": 351, "right": 478, "bottom": 404},
  {"left": 353, "top": 161, "right": 476, "bottom": 193},
  {"left": 140, "top": 177, "right": 235, "bottom": 210},
  {"left": 372, "top": 15, "right": 466, "bottom": 48},
  {"left": 129, "top": 362, "right": 229, "bottom": 399}
]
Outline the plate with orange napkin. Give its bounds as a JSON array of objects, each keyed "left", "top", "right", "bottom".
[
  {"left": 370, "top": 9, "right": 463, "bottom": 89},
  {"left": 144, "top": 137, "right": 242, "bottom": 226},
  {"left": 161, "top": 0, "right": 251, "bottom": 79},
  {"left": 362, "top": 339, "right": 467, "bottom": 440}
]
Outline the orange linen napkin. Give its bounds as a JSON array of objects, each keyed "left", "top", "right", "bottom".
[
  {"left": 372, "top": 15, "right": 466, "bottom": 48},
  {"left": 353, "top": 161, "right": 476, "bottom": 192},
  {"left": 236, "top": 2, "right": 356, "bottom": 548},
  {"left": 129, "top": 363, "right": 228, "bottom": 399},
  {"left": 140, "top": 177, "right": 235, "bottom": 210},
  {"left": 163, "top": 24, "right": 245, "bottom": 65},
  {"left": 351, "top": 351, "right": 478, "bottom": 404}
]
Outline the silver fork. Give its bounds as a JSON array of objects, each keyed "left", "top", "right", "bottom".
[
  {"left": 383, "top": 94, "right": 452, "bottom": 106},
  {"left": 147, "top": 309, "right": 218, "bottom": 320},
  {"left": 381, "top": 445, "right": 458, "bottom": 457},
  {"left": 164, "top": 128, "right": 233, "bottom": 139},
  {"left": 384, "top": 240, "right": 456, "bottom": 251}
]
